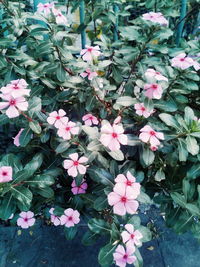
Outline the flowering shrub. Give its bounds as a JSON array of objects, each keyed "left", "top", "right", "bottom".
[{"left": 0, "top": 1, "right": 200, "bottom": 266}]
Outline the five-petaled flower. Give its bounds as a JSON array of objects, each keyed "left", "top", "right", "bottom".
[
  {"left": 17, "top": 211, "right": 36, "bottom": 229},
  {"left": 143, "top": 83, "right": 163, "bottom": 99},
  {"left": 52, "top": 8, "right": 68, "bottom": 25},
  {"left": 113, "top": 244, "right": 136, "bottom": 267},
  {"left": 1, "top": 79, "right": 30, "bottom": 98},
  {"left": 80, "top": 45, "right": 101, "bottom": 61},
  {"left": 121, "top": 224, "right": 143, "bottom": 247},
  {"left": 63, "top": 153, "right": 88, "bottom": 177},
  {"left": 139, "top": 125, "right": 164, "bottom": 146},
  {"left": 145, "top": 68, "right": 168, "bottom": 82},
  {"left": 134, "top": 103, "right": 154, "bottom": 118},
  {"left": 60, "top": 208, "right": 80, "bottom": 227},
  {"left": 37, "top": 2, "right": 54, "bottom": 16},
  {"left": 57, "top": 117, "right": 79, "bottom": 140},
  {"left": 49, "top": 208, "right": 61, "bottom": 226},
  {"left": 100, "top": 122, "right": 128, "bottom": 151},
  {"left": 47, "top": 109, "right": 67, "bottom": 128},
  {"left": 71, "top": 179, "right": 88, "bottom": 195},
  {"left": 142, "top": 12, "right": 168, "bottom": 26},
  {"left": 82, "top": 113, "right": 99, "bottom": 126},
  {"left": 171, "top": 53, "right": 194, "bottom": 70},
  {"left": 0, "top": 166, "right": 13, "bottom": 183},
  {"left": 80, "top": 69, "right": 98, "bottom": 81}
]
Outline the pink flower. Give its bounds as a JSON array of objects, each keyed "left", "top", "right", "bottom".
[
  {"left": 114, "top": 172, "right": 141, "bottom": 199},
  {"left": 47, "top": 109, "right": 67, "bottom": 128},
  {"left": 63, "top": 153, "right": 88, "bottom": 177},
  {"left": 134, "top": 103, "right": 154, "bottom": 118},
  {"left": 142, "top": 12, "right": 168, "bottom": 26},
  {"left": 13, "top": 128, "right": 24, "bottom": 147},
  {"left": 100, "top": 122, "right": 128, "bottom": 151},
  {"left": 80, "top": 45, "right": 101, "bottom": 62},
  {"left": 114, "top": 116, "right": 122, "bottom": 125},
  {"left": 0, "top": 166, "right": 13, "bottom": 183},
  {"left": 143, "top": 83, "right": 163, "bottom": 99},
  {"left": 192, "top": 60, "right": 200, "bottom": 71},
  {"left": 145, "top": 68, "right": 168, "bottom": 82},
  {"left": 139, "top": 125, "right": 164, "bottom": 146},
  {"left": 52, "top": 8, "right": 68, "bottom": 25},
  {"left": 37, "top": 2, "right": 54, "bottom": 16},
  {"left": 60, "top": 208, "right": 80, "bottom": 227},
  {"left": 1, "top": 79, "right": 30, "bottom": 98},
  {"left": 0, "top": 94, "right": 28, "bottom": 118},
  {"left": 121, "top": 224, "right": 143, "bottom": 247},
  {"left": 71, "top": 179, "right": 88, "bottom": 195},
  {"left": 150, "top": 145, "right": 158, "bottom": 151},
  {"left": 82, "top": 113, "right": 98, "bottom": 126},
  {"left": 17, "top": 211, "right": 36, "bottom": 229},
  {"left": 49, "top": 208, "right": 61, "bottom": 226},
  {"left": 107, "top": 185, "right": 139, "bottom": 216},
  {"left": 80, "top": 68, "right": 98, "bottom": 81},
  {"left": 57, "top": 117, "right": 79, "bottom": 140},
  {"left": 113, "top": 244, "right": 136, "bottom": 267},
  {"left": 171, "top": 53, "right": 194, "bottom": 70}
]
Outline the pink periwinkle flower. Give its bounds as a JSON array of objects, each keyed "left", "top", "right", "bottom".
[
  {"left": 121, "top": 224, "right": 143, "bottom": 247},
  {"left": 0, "top": 94, "right": 28, "bottom": 118},
  {"left": 49, "top": 208, "right": 61, "bottom": 226},
  {"left": 150, "top": 145, "right": 158, "bottom": 151},
  {"left": 60, "top": 208, "right": 80, "bottom": 227},
  {"left": 47, "top": 109, "right": 67, "bottom": 128},
  {"left": 71, "top": 179, "right": 88, "bottom": 195},
  {"left": 100, "top": 122, "right": 128, "bottom": 151},
  {"left": 114, "top": 172, "right": 141, "bottom": 199},
  {"left": 37, "top": 2, "right": 54, "bottom": 16},
  {"left": 57, "top": 117, "right": 79, "bottom": 140},
  {"left": 82, "top": 113, "right": 98, "bottom": 126},
  {"left": 113, "top": 244, "right": 136, "bottom": 267},
  {"left": 139, "top": 125, "right": 164, "bottom": 146},
  {"left": 63, "top": 153, "right": 88, "bottom": 177},
  {"left": 0, "top": 166, "right": 13, "bottom": 183},
  {"left": 143, "top": 83, "right": 163, "bottom": 99},
  {"left": 145, "top": 68, "right": 168, "bottom": 82},
  {"left": 1, "top": 79, "right": 30, "bottom": 98},
  {"left": 108, "top": 184, "right": 139, "bottom": 216},
  {"left": 80, "top": 45, "right": 101, "bottom": 62},
  {"left": 142, "top": 12, "right": 168, "bottom": 26},
  {"left": 17, "top": 211, "right": 36, "bottom": 229},
  {"left": 13, "top": 128, "right": 24, "bottom": 147},
  {"left": 80, "top": 68, "right": 98, "bottom": 81},
  {"left": 114, "top": 116, "right": 122, "bottom": 125},
  {"left": 52, "top": 8, "right": 68, "bottom": 25},
  {"left": 134, "top": 103, "right": 154, "bottom": 118},
  {"left": 171, "top": 53, "right": 194, "bottom": 70}
]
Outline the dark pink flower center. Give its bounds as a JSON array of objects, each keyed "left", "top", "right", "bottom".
[
  {"left": 180, "top": 58, "right": 185, "bottom": 61},
  {"left": 13, "top": 85, "right": 20, "bottom": 90},
  {"left": 65, "top": 126, "right": 71, "bottom": 131},
  {"left": 123, "top": 254, "right": 128, "bottom": 259},
  {"left": 112, "top": 132, "right": 118, "bottom": 138},
  {"left": 121, "top": 196, "right": 127, "bottom": 203},
  {"left": 150, "top": 131, "right": 156, "bottom": 136},
  {"left": 141, "top": 107, "right": 146, "bottom": 111},
  {"left": 68, "top": 216, "right": 73, "bottom": 221},
  {"left": 152, "top": 84, "right": 158, "bottom": 89},
  {"left": 89, "top": 116, "right": 93, "bottom": 120},
  {"left": 9, "top": 99, "right": 16, "bottom": 106},
  {"left": 24, "top": 218, "right": 28, "bottom": 222},
  {"left": 2, "top": 171, "right": 8, "bottom": 176},
  {"left": 87, "top": 48, "right": 93, "bottom": 52},
  {"left": 126, "top": 180, "right": 132, "bottom": 186},
  {"left": 156, "top": 72, "right": 160, "bottom": 75},
  {"left": 73, "top": 161, "right": 79, "bottom": 166},
  {"left": 131, "top": 234, "right": 135, "bottom": 239},
  {"left": 56, "top": 116, "right": 61, "bottom": 120}
]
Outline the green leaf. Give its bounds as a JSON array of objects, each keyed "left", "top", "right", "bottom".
[
  {"left": 159, "top": 113, "right": 179, "bottom": 129},
  {"left": 141, "top": 147, "right": 155, "bottom": 166},
  {"left": 0, "top": 114, "right": 9, "bottom": 125},
  {"left": 184, "top": 107, "right": 195, "bottom": 125},
  {"left": 144, "top": 97, "right": 154, "bottom": 111},
  {"left": 94, "top": 195, "right": 108, "bottom": 211},
  {"left": 64, "top": 226, "right": 77, "bottom": 240},
  {"left": 19, "top": 128, "right": 32, "bottom": 147},
  {"left": 36, "top": 187, "right": 54, "bottom": 198},
  {"left": 170, "top": 192, "right": 186, "bottom": 208},
  {"left": 137, "top": 226, "right": 152, "bottom": 242},
  {"left": 98, "top": 243, "right": 117, "bottom": 266},
  {"left": 107, "top": 150, "right": 124, "bottom": 161},
  {"left": 12, "top": 170, "right": 32, "bottom": 184},
  {"left": 88, "top": 167, "right": 114, "bottom": 186},
  {"left": 155, "top": 169, "right": 165, "bottom": 181},
  {"left": 56, "top": 63, "right": 66, "bottom": 82},
  {"left": 55, "top": 142, "right": 70, "bottom": 154},
  {"left": 177, "top": 138, "right": 188, "bottom": 162},
  {"left": 29, "top": 121, "right": 42, "bottom": 134},
  {"left": 187, "top": 164, "right": 200, "bottom": 180},
  {"left": 11, "top": 186, "right": 32, "bottom": 210},
  {"left": 0, "top": 194, "right": 16, "bottom": 220},
  {"left": 186, "top": 136, "right": 199, "bottom": 155},
  {"left": 82, "top": 230, "right": 100, "bottom": 246},
  {"left": 24, "top": 153, "right": 43, "bottom": 175},
  {"left": 24, "top": 174, "right": 55, "bottom": 188},
  {"left": 185, "top": 203, "right": 200, "bottom": 216},
  {"left": 28, "top": 96, "right": 42, "bottom": 116},
  {"left": 116, "top": 96, "right": 136, "bottom": 107},
  {"left": 137, "top": 191, "right": 152, "bottom": 204},
  {"left": 88, "top": 218, "right": 110, "bottom": 234}
]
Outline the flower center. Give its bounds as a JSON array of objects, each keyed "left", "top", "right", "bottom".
[
  {"left": 123, "top": 254, "right": 128, "bottom": 259},
  {"left": 9, "top": 99, "right": 16, "bottom": 106},
  {"left": 24, "top": 218, "right": 28, "bottom": 222},
  {"left": 126, "top": 180, "right": 132, "bottom": 186},
  {"left": 141, "top": 107, "right": 146, "bottom": 111},
  {"left": 68, "top": 216, "right": 73, "bottom": 221},
  {"left": 73, "top": 161, "right": 79, "bottom": 166},
  {"left": 180, "top": 58, "right": 185, "bottom": 61},
  {"left": 87, "top": 48, "right": 93, "bottom": 52},
  {"left": 156, "top": 72, "right": 160, "bottom": 75},
  {"left": 2, "top": 172, "right": 7, "bottom": 176},
  {"left": 121, "top": 196, "right": 127, "bottom": 203},
  {"left": 56, "top": 116, "right": 60, "bottom": 120},
  {"left": 89, "top": 116, "right": 93, "bottom": 120},
  {"left": 112, "top": 132, "right": 118, "bottom": 138},
  {"left": 131, "top": 234, "right": 135, "bottom": 239},
  {"left": 150, "top": 131, "right": 156, "bottom": 136},
  {"left": 13, "top": 85, "right": 19, "bottom": 90},
  {"left": 65, "top": 127, "right": 71, "bottom": 131},
  {"left": 152, "top": 84, "right": 158, "bottom": 89}
]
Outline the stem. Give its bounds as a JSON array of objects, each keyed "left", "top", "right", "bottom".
[
  {"left": 176, "top": 0, "right": 188, "bottom": 46},
  {"left": 20, "top": 112, "right": 33, "bottom": 122},
  {"left": 79, "top": 0, "right": 86, "bottom": 49},
  {"left": 55, "top": 46, "right": 74, "bottom": 76}
]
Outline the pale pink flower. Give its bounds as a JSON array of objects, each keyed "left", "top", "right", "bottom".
[
  {"left": 71, "top": 179, "right": 88, "bottom": 195},
  {"left": 100, "top": 122, "right": 128, "bottom": 151},
  {"left": 171, "top": 53, "right": 194, "bottom": 70},
  {"left": 142, "top": 12, "right": 168, "bottom": 26},
  {"left": 63, "top": 153, "right": 88, "bottom": 177},
  {"left": 60, "top": 208, "right": 80, "bottom": 227},
  {"left": 1, "top": 79, "right": 30, "bottom": 98},
  {"left": 17, "top": 211, "right": 36, "bottom": 229},
  {"left": 37, "top": 2, "right": 54, "bottom": 16},
  {"left": 108, "top": 185, "right": 139, "bottom": 216},
  {"left": 139, "top": 125, "right": 164, "bottom": 146},
  {"left": 150, "top": 145, "right": 158, "bottom": 151},
  {"left": 114, "top": 172, "right": 141, "bottom": 199},
  {"left": 114, "top": 116, "right": 122, "bottom": 124},
  {"left": 143, "top": 83, "right": 163, "bottom": 99},
  {"left": 134, "top": 103, "right": 154, "bottom": 118},
  {"left": 49, "top": 208, "right": 61, "bottom": 226},
  {"left": 52, "top": 8, "right": 68, "bottom": 25},
  {"left": 0, "top": 94, "right": 28, "bottom": 118},
  {"left": 80, "top": 68, "right": 98, "bottom": 81},
  {"left": 13, "top": 128, "right": 24, "bottom": 147},
  {"left": 47, "top": 109, "right": 67, "bottom": 128},
  {"left": 121, "top": 224, "right": 143, "bottom": 247},
  {"left": 82, "top": 113, "right": 98, "bottom": 126},
  {"left": 145, "top": 68, "right": 168, "bottom": 82},
  {"left": 113, "top": 244, "right": 136, "bottom": 267},
  {"left": 57, "top": 117, "right": 79, "bottom": 140},
  {"left": 0, "top": 166, "right": 12, "bottom": 183},
  {"left": 80, "top": 45, "right": 101, "bottom": 61}
]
